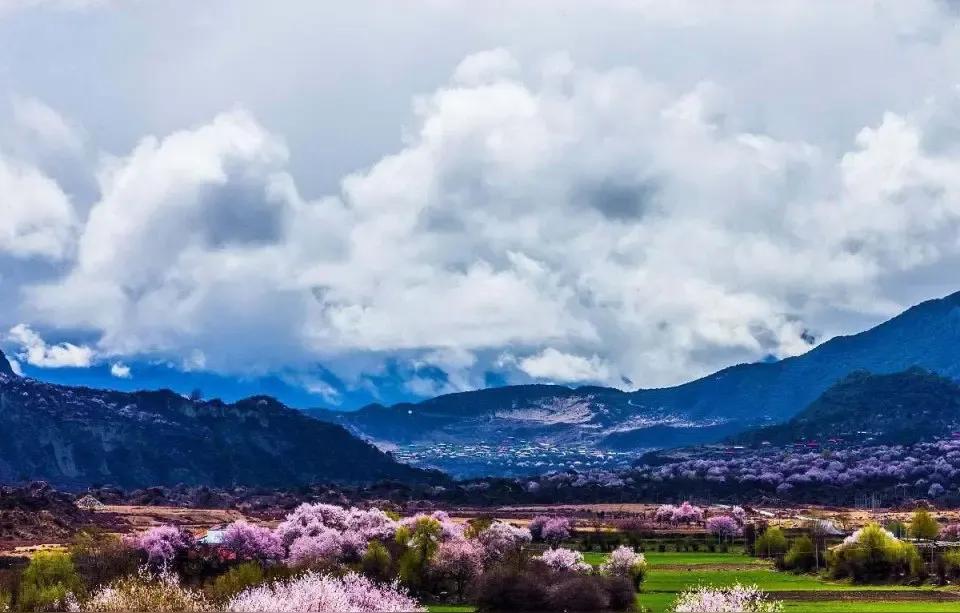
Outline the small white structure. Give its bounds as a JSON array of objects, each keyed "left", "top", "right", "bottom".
[
  {"left": 199, "top": 529, "right": 226, "bottom": 545},
  {"left": 75, "top": 495, "right": 105, "bottom": 511}
]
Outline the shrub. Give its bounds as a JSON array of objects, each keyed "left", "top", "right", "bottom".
[
  {"left": 671, "top": 582, "right": 784, "bottom": 612},
  {"left": 944, "top": 548, "right": 960, "bottom": 580},
  {"left": 884, "top": 520, "right": 909, "bottom": 539},
  {"left": 227, "top": 571, "right": 424, "bottom": 612},
  {"left": 207, "top": 562, "right": 264, "bottom": 604},
  {"left": 754, "top": 527, "right": 788, "bottom": 559},
  {"left": 782, "top": 536, "right": 815, "bottom": 573},
  {"left": 599, "top": 545, "right": 647, "bottom": 588},
  {"left": 474, "top": 569, "right": 549, "bottom": 611},
  {"left": 828, "top": 523, "right": 921, "bottom": 583},
  {"left": 545, "top": 576, "right": 609, "bottom": 611},
  {"left": 69, "top": 531, "right": 140, "bottom": 590},
  {"left": 602, "top": 575, "right": 636, "bottom": 611},
  {"left": 360, "top": 541, "right": 393, "bottom": 583},
  {"left": 909, "top": 509, "right": 940, "bottom": 541},
  {"left": 18, "top": 551, "right": 83, "bottom": 612},
  {"left": 80, "top": 568, "right": 210, "bottom": 612}
]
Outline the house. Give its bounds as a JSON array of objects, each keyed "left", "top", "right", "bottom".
[{"left": 198, "top": 528, "right": 227, "bottom": 545}]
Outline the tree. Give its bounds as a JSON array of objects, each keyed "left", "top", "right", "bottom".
[
  {"left": 706, "top": 516, "right": 741, "bottom": 543},
  {"left": 909, "top": 509, "right": 940, "bottom": 541},
  {"left": 754, "top": 527, "right": 788, "bottom": 559},
  {"left": 783, "top": 536, "right": 815, "bottom": 572}
]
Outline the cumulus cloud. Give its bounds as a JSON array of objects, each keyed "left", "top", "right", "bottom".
[
  {"left": 22, "top": 49, "right": 960, "bottom": 394},
  {"left": 0, "top": 151, "right": 77, "bottom": 259},
  {"left": 7, "top": 1, "right": 960, "bottom": 399},
  {"left": 519, "top": 348, "right": 611, "bottom": 384},
  {"left": 8, "top": 323, "right": 94, "bottom": 368},
  {"left": 109, "top": 362, "right": 131, "bottom": 378}
]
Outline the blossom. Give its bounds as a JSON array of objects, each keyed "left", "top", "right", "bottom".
[
  {"left": 671, "top": 583, "right": 784, "bottom": 612},
  {"left": 287, "top": 529, "right": 343, "bottom": 567},
  {"left": 227, "top": 571, "right": 424, "bottom": 612},
  {"left": 535, "top": 547, "right": 591, "bottom": 573},
  {"left": 706, "top": 516, "right": 742, "bottom": 540},
  {"left": 671, "top": 502, "right": 704, "bottom": 524},
  {"left": 477, "top": 521, "right": 531, "bottom": 563},
  {"left": 275, "top": 503, "right": 348, "bottom": 546},
  {"left": 221, "top": 521, "right": 283, "bottom": 562},
  {"left": 599, "top": 545, "right": 647, "bottom": 581},
  {"left": 345, "top": 507, "right": 398, "bottom": 541},
  {"left": 79, "top": 567, "right": 209, "bottom": 612},
  {"left": 130, "top": 525, "right": 193, "bottom": 566}
]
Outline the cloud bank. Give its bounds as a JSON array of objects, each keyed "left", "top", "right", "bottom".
[{"left": 3, "top": 1, "right": 960, "bottom": 402}]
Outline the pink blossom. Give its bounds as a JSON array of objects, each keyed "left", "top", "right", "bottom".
[
  {"left": 535, "top": 547, "right": 591, "bottom": 573},
  {"left": 540, "top": 517, "right": 572, "bottom": 545},
  {"left": 477, "top": 521, "right": 531, "bottom": 563},
  {"left": 131, "top": 525, "right": 193, "bottom": 566},
  {"left": 221, "top": 521, "right": 284, "bottom": 562},
  {"left": 275, "top": 503, "right": 348, "bottom": 546},
  {"left": 706, "top": 515, "right": 742, "bottom": 540},
  {"left": 287, "top": 529, "right": 343, "bottom": 567},
  {"left": 433, "top": 539, "right": 484, "bottom": 599},
  {"left": 655, "top": 504, "right": 677, "bottom": 523},
  {"left": 671, "top": 501, "right": 704, "bottom": 524},
  {"left": 228, "top": 571, "right": 424, "bottom": 612},
  {"left": 345, "top": 507, "right": 398, "bottom": 541},
  {"left": 672, "top": 583, "right": 784, "bottom": 612},
  {"left": 941, "top": 523, "right": 960, "bottom": 541},
  {"left": 599, "top": 545, "right": 647, "bottom": 579}
]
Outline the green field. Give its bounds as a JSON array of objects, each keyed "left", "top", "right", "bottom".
[
  {"left": 428, "top": 550, "right": 959, "bottom": 612},
  {"left": 586, "top": 551, "right": 956, "bottom": 612}
]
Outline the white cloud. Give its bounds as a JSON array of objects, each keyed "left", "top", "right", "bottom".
[
  {"left": 519, "top": 348, "right": 612, "bottom": 384},
  {"left": 109, "top": 361, "right": 130, "bottom": 378},
  {"left": 8, "top": 358, "right": 23, "bottom": 376},
  {"left": 8, "top": 323, "right": 94, "bottom": 368},
  {"left": 0, "top": 151, "right": 77, "bottom": 260},
  {"left": 8, "top": 2, "right": 960, "bottom": 396},
  {"left": 24, "top": 50, "right": 960, "bottom": 392},
  {"left": 11, "top": 95, "right": 83, "bottom": 153}
]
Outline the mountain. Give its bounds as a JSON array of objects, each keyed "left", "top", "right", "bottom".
[
  {"left": 310, "top": 291, "right": 960, "bottom": 465},
  {"left": 0, "top": 351, "right": 432, "bottom": 489},
  {"left": 731, "top": 369, "right": 960, "bottom": 446}
]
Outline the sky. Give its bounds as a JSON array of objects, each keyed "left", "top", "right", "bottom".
[{"left": 3, "top": 0, "right": 960, "bottom": 409}]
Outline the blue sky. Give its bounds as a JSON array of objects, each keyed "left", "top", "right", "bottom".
[{"left": 3, "top": 1, "right": 960, "bottom": 409}]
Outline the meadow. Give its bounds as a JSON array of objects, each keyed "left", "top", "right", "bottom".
[{"left": 429, "top": 548, "right": 960, "bottom": 612}]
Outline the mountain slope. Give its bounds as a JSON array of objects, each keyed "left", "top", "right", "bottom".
[
  {"left": 0, "top": 351, "right": 431, "bottom": 488},
  {"left": 311, "top": 291, "right": 960, "bottom": 463},
  {"left": 731, "top": 369, "right": 960, "bottom": 446},
  {"left": 626, "top": 290, "right": 960, "bottom": 423}
]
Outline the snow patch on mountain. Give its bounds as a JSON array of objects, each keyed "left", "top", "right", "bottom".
[{"left": 495, "top": 396, "right": 594, "bottom": 424}]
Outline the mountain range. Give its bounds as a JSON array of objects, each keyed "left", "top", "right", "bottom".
[
  {"left": 2, "top": 290, "right": 959, "bottom": 486},
  {"left": 310, "top": 291, "right": 960, "bottom": 460},
  {"left": 0, "top": 352, "right": 431, "bottom": 489},
  {"left": 731, "top": 368, "right": 960, "bottom": 447}
]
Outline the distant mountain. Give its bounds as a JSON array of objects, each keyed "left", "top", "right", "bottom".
[
  {"left": 310, "top": 291, "right": 960, "bottom": 466},
  {"left": 731, "top": 369, "right": 960, "bottom": 446},
  {"left": 0, "top": 350, "right": 432, "bottom": 489}
]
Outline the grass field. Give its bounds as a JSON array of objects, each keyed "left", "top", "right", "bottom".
[{"left": 428, "top": 550, "right": 959, "bottom": 612}]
